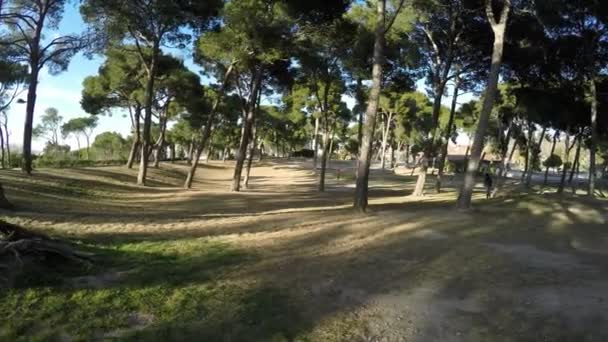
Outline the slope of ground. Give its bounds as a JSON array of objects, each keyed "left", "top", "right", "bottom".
[{"left": 1, "top": 160, "right": 608, "bottom": 341}]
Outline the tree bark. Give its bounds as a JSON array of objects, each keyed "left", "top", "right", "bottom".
[
  {"left": 137, "top": 42, "right": 160, "bottom": 186},
  {"left": 380, "top": 113, "right": 392, "bottom": 170},
  {"left": 353, "top": 0, "right": 385, "bottom": 212},
  {"left": 318, "top": 132, "right": 330, "bottom": 192},
  {"left": 313, "top": 117, "right": 319, "bottom": 169},
  {"left": 525, "top": 126, "right": 545, "bottom": 188},
  {"left": 0, "top": 123, "right": 5, "bottom": 169},
  {"left": 569, "top": 136, "right": 582, "bottom": 184},
  {"left": 557, "top": 132, "right": 572, "bottom": 195},
  {"left": 457, "top": 0, "right": 510, "bottom": 209},
  {"left": 126, "top": 106, "right": 141, "bottom": 168},
  {"left": 22, "top": 65, "right": 40, "bottom": 175},
  {"left": 544, "top": 131, "right": 559, "bottom": 186},
  {"left": 184, "top": 64, "right": 235, "bottom": 189},
  {"left": 153, "top": 113, "right": 168, "bottom": 168},
  {"left": 186, "top": 142, "right": 194, "bottom": 165},
  {"left": 356, "top": 78, "right": 364, "bottom": 173},
  {"left": 435, "top": 72, "right": 461, "bottom": 193},
  {"left": 231, "top": 68, "right": 263, "bottom": 192},
  {"left": 0, "top": 183, "right": 13, "bottom": 210},
  {"left": 588, "top": 79, "right": 598, "bottom": 197}
]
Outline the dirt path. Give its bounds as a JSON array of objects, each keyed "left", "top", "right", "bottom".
[{"left": 2, "top": 160, "right": 608, "bottom": 340}]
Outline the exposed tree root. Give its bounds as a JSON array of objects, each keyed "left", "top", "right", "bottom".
[{"left": 0, "top": 220, "right": 94, "bottom": 286}]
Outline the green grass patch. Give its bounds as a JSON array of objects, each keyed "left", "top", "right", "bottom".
[{"left": 0, "top": 238, "right": 307, "bottom": 341}]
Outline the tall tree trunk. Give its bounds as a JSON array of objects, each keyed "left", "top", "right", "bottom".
[
  {"left": 126, "top": 106, "right": 141, "bottom": 168},
  {"left": 558, "top": 132, "right": 572, "bottom": 195},
  {"left": 137, "top": 43, "right": 160, "bottom": 186},
  {"left": 232, "top": 68, "right": 263, "bottom": 192},
  {"left": 313, "top": 117, "right": 319, "bottom": 169},
  {"left": 22, "top": 65, "right": 40, "bottom": 175},
  {"left": 5, "top": 117, "right": 10, "bottom": 168},
  {"left": 405, "top": 144, "right": 410, "bottom": 165},
  {"left": 435, "top": 72, "right": 461, "bottom": 193},
  {"left": 184, "top": 61, "right": 234, "bottom": 189},
  {"left": 153, "top": 114, "right": 168, "bottom": 168},
  {"left": 544, "top": 131, "right": 559, "bottom": 186},
  {"left": 170, "top": 144, "right": 175, "bottom": 163},
  {"left": 457, "top": 0, "right": 510, "bottom": 209},
  {"left": 521, "top": 124, "right": 532, "bottom": 184},
  {"left": 588, "top": 79, "right": 598, "bottom": 197},
  {"left": 0, "top": 124, "right": 5, "bottom": 169},
  {"left": 356, "top": 78, "right": 364, "bottom": 173},
  {"left": 243, "top": 127, "right": 257, "bottom": 189},
  {"left": 569, "top": 136, "right": 582, "bottom": 184},
  {"left": 353, "top": 0, "right": 385, "bottom": 212},
  {"left": 526, "top": 126, "right": 545, "bottom": 188},
  {"left": 85, "top": 134, "right": 90, "bottom": 161},
  {"left": 186, "top": 142, "right": 194, "bottom": 165},
  {"left": 414, "top": 82, "right": 446, "bottom": 197},
  {"left": 380, "top": 113, "right": 392, "bottom": 170},
  {"left": 244, "top": 91, "right": 261, "bottom": 189},
  {"left": 318, "top": 132, "right": 330, "bottom": 192}
]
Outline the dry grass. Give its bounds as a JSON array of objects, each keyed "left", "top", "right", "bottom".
[{"left": 2, "top": 160, "right": 608, "bottom": 341}]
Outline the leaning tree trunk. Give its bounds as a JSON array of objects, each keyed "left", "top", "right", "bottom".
[
  {"left": 435, "top": 71, "right": 461, "bottom": 193},
  {"left": 137, "top": 43, "right": 160, "bottom": 186},
  {"left": 353, "top": 0, "right": 385, "bottom": 212},
  {"left": 457, "top": 0, "right": 510, "bottom": 209},
  {"left": 153, "top": 114, "right": 168, "bottom": 168},
  {"left": 588, "top": 79, "right": 598, "bottom": 197},
  {"left": 126, "top": 107, "right": 141, "bottom": 169},
  {"left": 569, "top": 136, "right": 582, "bottom": 184},
  {"left": 557, "top": 132, "right": 572, "bottom": 195},
  {"left": 318, "top": 131, "right": 330, "bottom": 192},
  {"left": 543, "top": 131, "right": 559, "bottom": 186},
  {"left": 380, "top": 113, "right": 392, "bottom": 170},
  {"left": 184, "top": 63, "right": 235, "bottom": 189},
  {"left": 22, "top": 63, "right": 40, "bottom": 175},
  {"left": 244, "top": 120, "right": 258, "bottom": 189},
  {"left": 232, "top": 69, "right": 263, "bottom": 192},
  {"left": 526, "top": 126, "right": 545, "bottom": 188},
  {"left": 313, "top": 117, "right": 319, "bottom": 169}
]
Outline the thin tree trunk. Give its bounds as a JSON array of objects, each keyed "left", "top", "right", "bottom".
[
  {"left": 186, "top": 142, "right": 194, "bottom": 165},
  {"left": 526, "top": 126, "right": 546, "bottom": 188},
  {"left": 170, "top": 144, "right": 175, "bottom": 163},
  {"left": 313, "top": 117, "right": 319, "bottom": 169},
  {"left": 127, "top": 106, "right": 141, "bottom": 168},
  {"left": 153, "top": 114, "right": 168, "bottom": 168},
  {"left": 558, "top": 132, "right": 572, "bottom": 195},
  {"left": 544, "top": 131, "right": 559, "bottom": 186},
  {"left": 569, "top": 137, "right": 582, "bottom": 184},
  {"left": 380, "top": 113, "right": 392, "bottom": 170},
  {"left": 319, "top": 132, "right": 329, "bottom": 192},
  {"left": 405, "top": 144, "right": 410, "bottom": 165},
  {"left": 244, "top": 92, "right": 261, "bottom": 189},
  {"left": 22, "top": 65, "right": 40, "bottom": 175},
  {"left": 521, "top": 126, "right": 531, "bottom": 184},
  {"left": 137, "top": 43, "right": 160, "bottom": 186},
  {"left": 5, "top": 117, "right": 10, "bottom": 168},
  {"left": 0, "top": 124, "right": 5, "bottom": 169},
  {"left": 435, "top": 72, "right": 460, "bottom": 193},
  {"left": 588, "top": 79, "right": 598, "bottom": 197},
  {"left": 457, "top": 0, "right": 510, "bottom": 209},
  {"left": 353, "top": 0, "right": 385, "bottom": 212},
  {"left": 356, "top": 78, "right": 364, "bottom": 173},
  {"left": 184, "top": 57, "right": 235, "bottom": 188},
  {"left": 232, "top": 68, "right": 263, "bottom": 192}
]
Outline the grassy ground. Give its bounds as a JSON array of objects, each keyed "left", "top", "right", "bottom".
[{"left": 2, "top": 160, "right": 608, "bottom": 341}]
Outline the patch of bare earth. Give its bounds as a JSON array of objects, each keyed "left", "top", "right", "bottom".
[{"left": 3, "top": 160, "right": 608, "bottom": 340}]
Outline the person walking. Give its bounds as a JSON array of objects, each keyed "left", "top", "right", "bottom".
[{"left": 484, "top": 173, "right": 493, "bottom": 199}]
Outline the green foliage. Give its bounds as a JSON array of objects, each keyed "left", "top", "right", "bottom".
[
  {"left": 91, "top": 132, "right": 129, "bottom": 160},
  {"left": 33, "top": 108, "right": 63, "bottom": 145},
  {"left": 543, "top": 154, "right": 563, "bottom": 169}
]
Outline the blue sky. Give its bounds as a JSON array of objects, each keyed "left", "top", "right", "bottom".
[
  {"left": 6, "top": 3, "right": 204, "bottom": 152},
  {"left": 6, "top": 3, "right": 472, "bottom": 153}
]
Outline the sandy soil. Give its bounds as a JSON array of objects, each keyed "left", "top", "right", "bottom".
[{"left": 2, "top": 159, "right": 608, "bottom": 341}]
